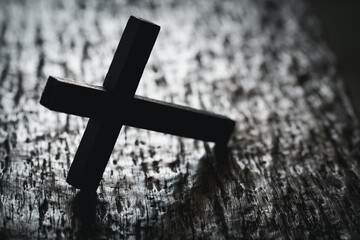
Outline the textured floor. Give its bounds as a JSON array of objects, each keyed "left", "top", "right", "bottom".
[{"left": 0, "top": 0, "right": 360, "bottom": 239}]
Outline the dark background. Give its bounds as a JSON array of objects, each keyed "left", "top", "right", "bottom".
[{"left": 310, "top": 0, "right": 360, "bottom": 119}]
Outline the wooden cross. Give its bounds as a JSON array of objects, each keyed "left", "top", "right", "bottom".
[{"left": 40, "top": 16, "right": 235, "bottom": 192}]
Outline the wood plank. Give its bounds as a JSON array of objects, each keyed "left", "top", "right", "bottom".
[{"left": 0, "top": 0, "right": 359, "bottom": 239}]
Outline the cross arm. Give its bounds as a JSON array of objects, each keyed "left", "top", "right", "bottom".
[{"left": 40, "top": 76, "right": 235, "bottom": 143}]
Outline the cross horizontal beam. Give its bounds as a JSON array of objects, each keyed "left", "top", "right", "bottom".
[{"left": 40, "top": 76, "right": 235, "bottom": 144}]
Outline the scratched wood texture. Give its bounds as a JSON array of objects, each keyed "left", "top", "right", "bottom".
[{"left": 1, "top": 0, "right": 360, "bottom": 239}]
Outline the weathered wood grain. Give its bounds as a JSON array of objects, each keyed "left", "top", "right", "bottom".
[{"left": 0, "top": 0, "right": 360, "bottom": 239}]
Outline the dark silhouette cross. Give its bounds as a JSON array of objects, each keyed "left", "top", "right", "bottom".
[{"left": 40, "top": 16, "right": 235, "bottom": 192}]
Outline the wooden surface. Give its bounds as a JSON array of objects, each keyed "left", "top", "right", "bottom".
[{"left": 1, "top": 0, "right": 360, "bottom": 239}]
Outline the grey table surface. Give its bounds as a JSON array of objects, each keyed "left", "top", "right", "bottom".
[{"left": 0, "top": 0, "right": 359, "bottom": 239}]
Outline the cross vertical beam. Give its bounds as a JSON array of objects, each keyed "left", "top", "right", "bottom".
[{"left": 66, "top": 17, "right": 160, "bottom": 191}]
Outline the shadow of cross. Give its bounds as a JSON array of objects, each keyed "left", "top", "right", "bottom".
[{"left": 40, "top": 16, "right": 235, "bottom": 192}]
